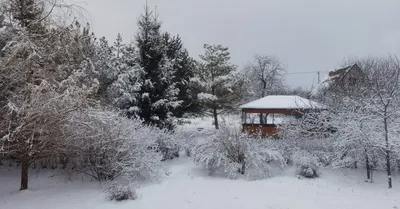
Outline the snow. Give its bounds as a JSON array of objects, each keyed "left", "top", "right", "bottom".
[
  {"left": 310, "top": 65, "right": 354, "bottom": 97},
  {"left": 1, "top": 157, "right": 400, "bottom": 209},
  {"left": 179, "top": 115, "right": 241, "bottom": 133},
  {"left": 240, "top": 95, "right": 325, "bottom": 110},
  {"left": 310, "top": 74, "right": 332, "bottom": 97},
  {"left": 197, "top": 93, "right": 217, "bottom": 101}
]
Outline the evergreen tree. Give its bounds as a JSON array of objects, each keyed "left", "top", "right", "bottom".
[
  {"left": 162, "top": 32, "right": 197, "bottom": 117},
  {"left": 9, "top": 0, "right": 45, "bottom": 33},
  {"left": 94, "top": 36, "right": 118, "bottom": 103},
  {"left": 109, "top": 43, "right": 143, "bottom": 113},
  {"left": 197, "top": 44, "right": 240, "bottom": 129},
  {"left": 114, "top": 33, "right": 123, "bottom": 58},
  {"left": 134, "top": 6, "right": 179, "bottom": 129},
  {"left": 174, "top": 48, "right": 199, "bottom": 116}
]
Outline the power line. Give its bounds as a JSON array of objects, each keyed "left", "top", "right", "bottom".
[
  {"left": 285, "top": 70, "right": 330, "bottom": 75},
  {"left": 285, "top": 70, "right": 331, "bottom": 84}
]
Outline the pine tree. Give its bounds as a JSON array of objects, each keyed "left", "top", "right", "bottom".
[
  {"left": 197, "top": 44, "right": 239, "bottom": 129},
  {"left": 9, "top": 0, "right": 45, "bottom": 33},
  {"left": 114, "top": 33, "right": 123, "bottom": 58},
  {"left": 94, "top": 36, "right": 118, "bottom": 103},
  {"left": 134, "top": 6, "right": 179, "bottom": 129},
  {"left": 109, "top": 43, "right": 143, "bottom": 113},
  {"left": 162, "top": 32, "right": 197, "bottom": 117}
]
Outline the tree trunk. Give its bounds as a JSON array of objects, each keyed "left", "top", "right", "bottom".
[
  {"left": 365, "top": 150, "right": 371, "bottom": 182},
  {"left": 385, "top": 151, "right": 392, "bottom": 188},
  {"left": 384, "top": 112, "right": 392, "bottom": 189},
  {"left": 213, "top": 106, "right": 219, "bottom": 129},
  {"left": 241, "top": 162, "right": 246, "bottom": 175},
  {"left": 20, "top": 159, "right": 29, "bottom": 190},
  {"left": 211, "top": 84, "right": 219, "bottom": 129},
  {"left": 261, "top": 79, "right": 267, "bottom": 98}
]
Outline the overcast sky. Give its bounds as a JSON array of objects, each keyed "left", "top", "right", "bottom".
[{"left": 79, "top": 0, "right": 400, "bottom": 90}]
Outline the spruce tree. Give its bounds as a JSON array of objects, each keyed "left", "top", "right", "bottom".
[
  {"left": 134, "top": 6, "right": 179, "bottom": 129},
  {"left": 162, "top": 32, "right": 197, "bottom": 117}
]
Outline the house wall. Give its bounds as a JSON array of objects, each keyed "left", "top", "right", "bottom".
[{"left": 336, "top": 65, "right": 365, "bottom": 89}]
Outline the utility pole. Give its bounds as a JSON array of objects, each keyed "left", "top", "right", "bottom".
[{"left": 317, "top": 71, "right": 320, "bottom": 84}]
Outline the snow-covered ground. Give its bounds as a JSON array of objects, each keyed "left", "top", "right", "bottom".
[
  {"left": 1, "top": 155, "right": 400, "bottom": 209},
  {"left": 179, "top": 114, "right": 241, "bottom": 132}
]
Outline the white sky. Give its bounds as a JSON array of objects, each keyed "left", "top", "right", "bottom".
[{"left": 77, "top": 0, "right": 400, "bottom": 90}]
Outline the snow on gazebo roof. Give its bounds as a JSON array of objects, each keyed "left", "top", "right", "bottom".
[{"left": 240, "top": 95, "right": 325, "bottom": 110}]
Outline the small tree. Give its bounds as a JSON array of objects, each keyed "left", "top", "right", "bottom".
[
  {"left": 0, "top": 82, "right": 79, "bottom": 190},
  {"left": 0, "top": 1, "right": 98, "bottom": 190},
  {"left": 196, "top": 44, "right": 239, "bottom": 129}
]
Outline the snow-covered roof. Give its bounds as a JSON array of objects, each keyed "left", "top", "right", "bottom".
[
  {"left": 310, "top": 64, "right": 359, "bottom": 97},
  {"left": 240, "top": 95, "right": 325, "bottom": 110}
]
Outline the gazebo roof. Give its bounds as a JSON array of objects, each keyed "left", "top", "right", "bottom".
[{"left": 240, "top": 95, "right": 325, "bottom": 110}]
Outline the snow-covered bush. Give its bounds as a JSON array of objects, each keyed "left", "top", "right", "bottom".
[
  {"left": 105, "top": 183, "right": 138, "bottom": 201},
  {"left": 278, "top": 112, "right": 335, "bottom": 167},
  {"left": 154, "top": 130, "right": 179, "bottom": 161},
  {"left": 293, "top": 150, "right": 319, "bottom": 178},
  {"left": 192, "top": 125, "right": 285, "bottom": 180},
  {"left": 176, "top": 125, "right": 215, "bottom": 157},
  {"left": 64, "top": 109, "right": 165, "bottom": 182}
]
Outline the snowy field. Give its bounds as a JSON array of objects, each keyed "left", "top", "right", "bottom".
[
  {"left": 1, "top": 115, "right": 400, "bottom": 209},
  {"left": 1, "top": 155, "right": 400, "bottom": 209}
]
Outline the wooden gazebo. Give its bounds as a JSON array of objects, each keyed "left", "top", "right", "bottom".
[{"left": 240, "top": 95, "right": 325, "bottom": 136}]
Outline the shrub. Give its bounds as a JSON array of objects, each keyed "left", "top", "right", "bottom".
[
  {"left": 293, "top": 150, "right": 319, "bottom": 178},
  {"left": 64, "top": 109, "right": 165, "bottom": 182},
  {"left": 175, "top": 125, "right": 215, "bottom": 158},
  {"left": 105, "top": 184, "right": 138, "bottom": 201},
  {"left": 192, "top": 124, "right": 285, "bottom": 180},
  {"left": 155, "top": 130, "right": 179, "bottom": 161}
]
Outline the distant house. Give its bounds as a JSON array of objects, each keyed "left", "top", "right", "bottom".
[{"left": 310, "top": 64, "right": 365, "bottom": 98}]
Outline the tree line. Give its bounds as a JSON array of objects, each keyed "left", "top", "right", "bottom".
[{"left": 0, "top": 0, "right": 289, "bottom": 190}]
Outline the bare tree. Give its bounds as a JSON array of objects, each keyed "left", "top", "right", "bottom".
[
  {"left": 244, "top": 55, "right": 286, "bottom": 124},
  {"left": 245, "top": 54, "right": 286, "bottom": 99},
  {"left": 366, "top": 56, "right": 400, "bottom": 188},
  {"left": 284, "top": 56, "right": 400, "bottom": 188}
]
